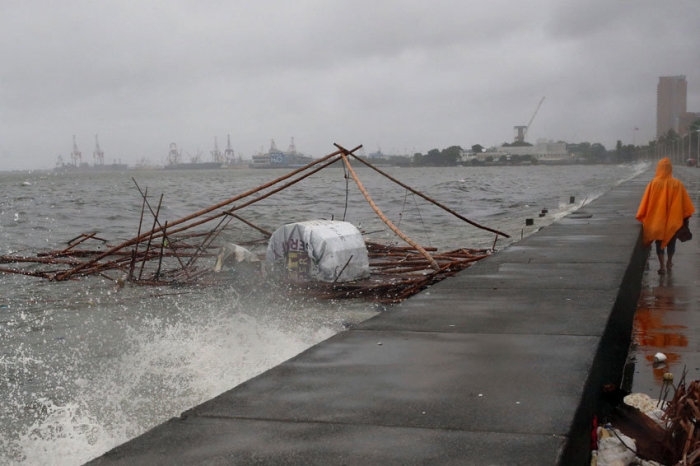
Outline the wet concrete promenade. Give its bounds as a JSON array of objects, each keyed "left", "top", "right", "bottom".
[
  {"left": 88, "top": 170, "right": 667, "bottom": 465},
  {"left": 624, "top": 167, "right": 700, "bottom": 398}
]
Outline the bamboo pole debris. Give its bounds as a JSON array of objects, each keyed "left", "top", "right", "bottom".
[
  {"left": 129, "top": 184, "right": 149, "bottom": 280},
  {"left": 344, "top": 146, "right": 510, "bottom": 239},
  {"left": 336, "top": 144, "right": 441, "bottom": 271},
  {"left": 138, "top": 193, "right": 164, "bottom": 281},
  {"left": 56, "top": 148, "right": 352, "bottom": 281},
  {"left": 0, "top": 143, "right": 504, "bottom": 302},
  {"left": 228, "top": 213, "right": 273, "bottom": 238},
  {"left": 58, "top": 233, "right": 100, "bottom": 255}
]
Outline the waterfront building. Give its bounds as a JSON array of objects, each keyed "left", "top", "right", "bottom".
[
  {"left": 656, "top": 75, "right": 700, "bottom": 137},
  {"left": 474, "top": 139, "right": 569, "bottom": 162}
]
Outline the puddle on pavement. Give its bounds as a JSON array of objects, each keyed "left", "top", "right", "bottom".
[{"left": 622, "top": 262, "right": 696, "bottom": 397}]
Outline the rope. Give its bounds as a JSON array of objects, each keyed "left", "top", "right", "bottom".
[
  {"left": 412, "top": 194, "right": 432, "bottom": 248},
  {"left": 342, "top": 163, "right": 350, "bottom": 222}
]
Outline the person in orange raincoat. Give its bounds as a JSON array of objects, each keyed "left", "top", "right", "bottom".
[{"left": 636, "top": 157, "right": 695, "bottom": 274}]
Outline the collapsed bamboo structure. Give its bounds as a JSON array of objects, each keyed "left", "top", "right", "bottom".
[
  {"left": 0, "top": 144, "right": 509, "bottom": 303},
  {"left": 611, "top": 370, "right": 700, "bottom": 465}
]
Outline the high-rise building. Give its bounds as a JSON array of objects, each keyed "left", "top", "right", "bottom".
[{"left": 657, "top": 75, "right": 687, "bottom": 138}]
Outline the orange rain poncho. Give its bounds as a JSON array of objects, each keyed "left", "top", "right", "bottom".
[{"left": 636, "top": 157, "right": 695, "bottom": 248}]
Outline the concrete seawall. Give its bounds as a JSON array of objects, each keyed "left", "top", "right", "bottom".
[{"left": 87, "top": 173, "right": 651, "bottom": 465}]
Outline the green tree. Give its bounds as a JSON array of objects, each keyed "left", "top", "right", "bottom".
[
  {"left": 691, "top": 119, "right": 700, "bottom": 133},
  {"left": 590, "top": 143, "right": 606, "bottom": 160},
  {"left": 471, "top": 144, "right": 484, "bottom": 154},
  {"left": 441, "top": 146, "right": 463, "bottom": 165},
  {"left": 423, "top": 148, "right": 441, "bottom": 165}
]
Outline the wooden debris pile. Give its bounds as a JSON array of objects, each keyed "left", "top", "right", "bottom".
[
  {"left": 611, "top": 370, "right": 700, "bottom": 465},
  {"left": 0, "top": 143, "right": 509, "bottom": 303},
  {"left": 661, "top": 374, "right": 700, "bottom": 465}
]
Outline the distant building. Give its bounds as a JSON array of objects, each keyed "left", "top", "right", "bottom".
[
  {"left": 474, "top": 139, "right": 568, "bottom": 162},
  {"left": 657, "top": 75, "right": 700, "bottom": 137}
]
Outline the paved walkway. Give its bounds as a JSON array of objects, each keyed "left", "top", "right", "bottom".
[
  {"left": 624, "top": 166, "right": 700, "bottom": 398},
  {"left": 87, "top": 170, "right": 656, "bottom": 466}
]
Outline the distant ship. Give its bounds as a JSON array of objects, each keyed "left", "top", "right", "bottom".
[
  {"left": 53, "top": 161, "right": 129, "bottom": 172},
  {"left": 163, "top": 142, "right": 222, "bottom": 170},
  {"left": 250, "top": 138, "right": 314, "bottom": 169},
  {"left": 163, "top": 162, "right": 222, "bottom": 170}
]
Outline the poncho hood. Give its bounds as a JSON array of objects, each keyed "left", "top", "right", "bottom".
[{"left": 655, "top": 157, "right": 673, "bottom": 179}]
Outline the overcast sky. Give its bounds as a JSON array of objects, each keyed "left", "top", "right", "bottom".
[{"left": 1, "top": 1, "right": 698, "bottom": 170}]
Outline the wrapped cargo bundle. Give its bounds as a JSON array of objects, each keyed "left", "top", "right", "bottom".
[{"left": 266, "top": 220, "right": 370, "bottom": 283}]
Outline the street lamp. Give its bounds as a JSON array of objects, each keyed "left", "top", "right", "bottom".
[{"left": 688, "top": 130, "right": 692, "bottom": 163}]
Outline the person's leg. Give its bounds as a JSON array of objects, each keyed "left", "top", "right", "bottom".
[
  {"left": 655, "top": 240, "right": 666, "bottom": 273},
  {"left": 667, "top": 237, "right": 677, "bottom": 271}
]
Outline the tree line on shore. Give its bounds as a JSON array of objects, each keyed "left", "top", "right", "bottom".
[{"left": 395, "top": 118, "right": 700, "bottom": 167}]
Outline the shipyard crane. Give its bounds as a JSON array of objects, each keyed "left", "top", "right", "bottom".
[
  {"left": 514, "top": 96, "right": 545, "bottom": 143},
  {"left": 71, "top": 135, "right": 82, "bottom": 166},
  {"left": 287, "top": 137, "right": 297, "bottom": 155},
  {"left": 167, "top": 143, "right": 181, "bottom": 164},
  {"left": 224, "top": 135, "right": 235, "bottom": 163},
  {"left": 93, "top": 135, "right": 104, "bottom": 166},
  {"left": 210, "top": 136, "right": 224, "bottom": 163}
]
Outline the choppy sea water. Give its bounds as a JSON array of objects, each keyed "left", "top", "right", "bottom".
[{"left": 0, "top": 162, "right": 647, "bottom": 465}]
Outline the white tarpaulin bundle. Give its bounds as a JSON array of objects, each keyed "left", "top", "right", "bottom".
[{"left": 266, "top": 220, "right": 370, "bottom": 283}]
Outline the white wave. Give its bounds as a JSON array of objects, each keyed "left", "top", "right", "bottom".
[{"left": 2, "top": 295, "right": 340, "bottom": 466}]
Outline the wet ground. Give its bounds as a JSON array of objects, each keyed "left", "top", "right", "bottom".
[{"left": 625, "top": 168, "right": 700, "bottom": 398}]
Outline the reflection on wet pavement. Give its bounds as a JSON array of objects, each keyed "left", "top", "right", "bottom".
[
  {"left": 632, "top": 273, "right": 689, "bottom": 384},
  {"left": 625, "top": 168, "right": 700, "bottom": 397}
]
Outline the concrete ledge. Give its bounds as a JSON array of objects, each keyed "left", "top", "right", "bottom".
[{"left": 87, "top": 174, "right": 651, "bottom": 466}]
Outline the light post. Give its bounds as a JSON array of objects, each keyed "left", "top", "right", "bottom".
[{"left": 688, "top": 129, "right": 693, "bottom": 165}]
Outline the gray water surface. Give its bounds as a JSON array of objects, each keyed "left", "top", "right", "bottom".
[{"left": 0, "top": 163, "right": 646, "bottom": 465}]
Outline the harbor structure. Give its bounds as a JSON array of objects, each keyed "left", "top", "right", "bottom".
[
  {"left": 474, "top": 139, "right": 569, "bottom": 163},
  {"left": 55, "top": 136, "right": 127, "bottom": 171},
  {"left": 251, "top": 138, "right": 314, "bottom": 168}
]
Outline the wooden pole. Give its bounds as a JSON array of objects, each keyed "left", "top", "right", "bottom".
[
  {"left": 343, "top": 147, "right": 510, "bottom": 238},
  {"left": 56, "top": 148, "right": 353, "bottom": 280},
  {"left": 129, "top": 185, "right": 148, "bottom": 280},
  {"left": 139, "top": 193, "right": 164, "bottom": 280},
  {"left": 229, "top": 213, "right": 272, "bottom": 237},
  {"left": 336, "top": 146, "right": 440, "bottom": 271},
  {"left": 156, "top": 153, "right": 344, "bottom": 239}
]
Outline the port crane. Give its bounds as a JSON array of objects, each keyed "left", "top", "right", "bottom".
[
  {"left": 224, "top": 135, "right": 235, "bottom": 163},
  {"left": 514, "top": 96, "right": 545, "bottom": 143},
  {"left": 167, "top": 143, "right": 181, "bottom": 164},
  {"left": 70, "top": 135, "right": 82, "bottom": 166},
  {"left": 93, "top": 135, "right": 104, "bottom": 165},
  {"left": 210, "top": 137, "right": 224, "bottom": 163}
]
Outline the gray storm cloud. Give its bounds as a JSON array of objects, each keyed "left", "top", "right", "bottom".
[{"left": 0, "top": 0, "right": 698, "bottom": 169}]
